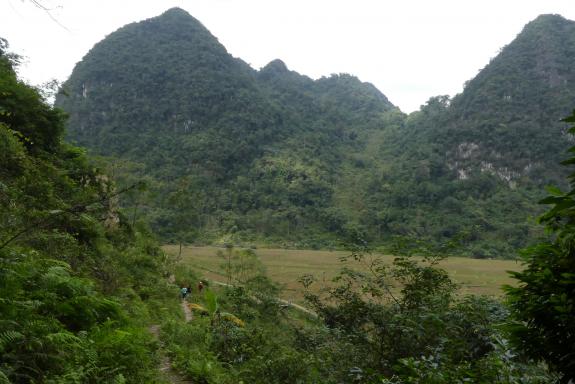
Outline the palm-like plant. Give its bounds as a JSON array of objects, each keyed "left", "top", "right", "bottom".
[{"left": 188, "top": 289, "right": 244, "bottom": 327}]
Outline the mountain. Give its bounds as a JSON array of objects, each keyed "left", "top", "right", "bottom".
[
  {"left": 57, "top": 8, "right": 397, "bottom": 248},
  {"left": 59, "top": 8, "right": 277, "bottom": 173},
  {"left": 432, "top": 14, "right": 575, "bottom": 186},
  {"left": 358, "top": 14, "right": 575, "bottom": 257},
  {"left": 56, "top": 10, "right": 575, "bottom": 257}
]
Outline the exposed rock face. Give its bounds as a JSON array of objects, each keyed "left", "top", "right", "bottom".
[{"left": 421, "top": 14, "right": 575, "bottom": 187}]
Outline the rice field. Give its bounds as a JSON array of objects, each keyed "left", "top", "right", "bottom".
[{"left": 164, "top": 245, "right": 522, "bottom": 304}]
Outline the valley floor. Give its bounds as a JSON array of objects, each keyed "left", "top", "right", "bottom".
[{"left": 163, "top": 245, "right": 521, "bottom": 304}]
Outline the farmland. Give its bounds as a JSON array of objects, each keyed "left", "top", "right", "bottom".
[{"left": 164, "top": 245, "right": 522, "bottom": 304}]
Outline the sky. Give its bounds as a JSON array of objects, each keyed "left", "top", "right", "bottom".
[{"left": 2, "top": 0, "right": 575, "bottom": 113}]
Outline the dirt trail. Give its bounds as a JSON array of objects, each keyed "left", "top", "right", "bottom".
[
  {"left": 181, "top": 299, "right": 193, "bottom": 322},
  {"left": 149, "top": 277, "right": 313, "bottom": 383},
  {"left": 149, "top": 322, "right": 192, "bottom": 384},
  {"left": 148, "top": 283, "right": 193, "bottom": 383}
]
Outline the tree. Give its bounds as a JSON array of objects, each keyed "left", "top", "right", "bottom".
[
  {"left": 0, "top": 38, "right": 164, "bottom": 383},
  {"left": 299, "top": 242, "right": 553, "bottom": 383},
  {"left": 505, "top": 110, "right": 575, "bottom": 383},
  {"left": 167, "top": 176, "right": 200, "bottom": 258},
  {"left": 217, "top": 246, "right": 265, "bottom": 286}
]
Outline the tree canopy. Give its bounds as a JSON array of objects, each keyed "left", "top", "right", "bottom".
[
  {"left": 56, "top": 10, "right": 575, "bottom": 257},
  {"left": 0, "top": 37, "right": 168, "bottom": 383},
  {"left": 505, "top": 109, "right": 575, "bottom": 382}
]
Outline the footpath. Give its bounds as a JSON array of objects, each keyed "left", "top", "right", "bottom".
[
  {"left": 149, "top": 277, "right": 315, "bottom": 383},
  {"left": 149, "top": 300, "right": 192, "bottom": 384}
]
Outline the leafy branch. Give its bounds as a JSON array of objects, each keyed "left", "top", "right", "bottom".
[{"left": 0, "top": 181, "right": 145, "bottom": 250}]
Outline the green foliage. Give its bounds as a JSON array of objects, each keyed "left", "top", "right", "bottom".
[
  {"left": 203, "top": 289, "right": 219, "bottom": 317},
  {"left": 162, "top": 282, "right": 316, "bottom": 384},
  {"left": 0, "top": 39, "right": 167, "bottom": 383},
  {"left": 53, "top": 8, "right": 398, "bottom": 251},
  {"left": 217, "top": 246, "right": 265, "bottom": 285},
  {"left": 300, "top": 246, "right": 556, "bottom": 383},
  {"left": 365, "top": 15, "right": 575, "bottom": 257},
  {"left": 505, "top": 109, "right": 575, "bottom": 382},
  {"left": 161, "top": 319, "right": 227, "bottom": 383},
  {"left": 56, "top": 10, "right": 575, "bottom": 257},
  {"left": 159, "top": 249, "right": 555, "bottom": 383},
  {"left": 0, "top": 44, "right": 64, "bottom": 155},
  {"left": 3, "top": 9, "right": 573, "bottom": 381}
]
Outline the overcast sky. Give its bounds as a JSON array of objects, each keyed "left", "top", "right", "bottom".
[{"left": 2, "top": 0, "right": 575, "bottom": 112}]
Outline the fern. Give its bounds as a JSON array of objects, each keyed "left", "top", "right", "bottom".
[
  {"left": 0, "top": 369, "right": 9, "bottom": 384},
  {"left": 112, "top": 373, "right": 127, "bottom": 384},
  {"left": 22, "top": 318, "right": 61, "bottom": 334},
  {"left": 45, "top": 332, "right": 81, "bottom": 349},
  {"left": 0, "top": 330, "right": 23, "bottom": 351},
  {"left": 0, "top": 48, "right": 167, "bottom": 383}
]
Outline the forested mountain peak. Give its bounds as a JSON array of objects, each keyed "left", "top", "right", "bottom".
[
  {"left": 57, "top": 10, "right": 575, "bottom": 257},
  {"left": 453, "top": 12, "right": 575, "bottom": 114},
  {"left": 152, "top": 6, "right": 214, "bottom": 36},
  {"left": 316, "top": 73, "right": 395, "bottom": 111},
  {"left": 527, "top": 13, "right": 570, "bottom": 29},
  {"left": 258, "top": 58, "right": 299, "bottom": 81},
  {"left": 58, "top": 6, "right": 264, "bottom": 153},
  {"left": 261, "top": 59, "right": 289, "bottom": 73},
  {"left": 346, "top": 13, "right": 575, "bottom": 257},
  {"left": 56, "top": 8, "right": 401, "bottom": 249},
  {"left": 423, "top": 13, "right": 575, "bottom": 188},
  {"left": 488, "top": 12, "right": 575, "bottom": 87},
  {"left": 160, "top": 6, "right": 195, "bottom": 18}
]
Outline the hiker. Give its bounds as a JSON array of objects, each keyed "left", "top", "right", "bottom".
[
  {"left": 187, "top": 285, "right": 192, "bottom": 298},
  {"left": 197, "top": 281, "right": 204, "bottom": 293},
  {"left": 180, "top": 286, "right": 188, "bottom": 299}
]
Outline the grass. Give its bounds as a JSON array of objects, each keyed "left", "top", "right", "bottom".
[{"left": 164, "top": 245, "right": 522, "bottom": 304}]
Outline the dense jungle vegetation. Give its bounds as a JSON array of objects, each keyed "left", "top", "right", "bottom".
[
  {"left": 56, "top": 9, "right": 575, "bottom": 258},
  {"left": 0, "top": 38, "right": 175, "bottom": 382},
  {"left": 2, "top": 15, "right": 575, "bottom": 381}
]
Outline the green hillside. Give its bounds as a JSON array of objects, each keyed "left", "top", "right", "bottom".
[
  {"left": 56, "top": 8, "right": 398, "bottom": 249},
  {"left": 359, "top": 14, "right": 575, "bottom": 257},
  {"left": 1, "top": 25, "right": 570, "bottom": 382},
  {"left": 57, "top": 9, "right": 575, "bottom": 257},
  {"left": 0, "top": 38, "right": 172, "bottom": 382},
  {"left": 447, "top": 14, "right": 575, "bottom": 182}
]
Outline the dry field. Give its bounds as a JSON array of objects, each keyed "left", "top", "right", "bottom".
[{"left": 164, "top": 245, "right": 522, "bottom": 304}]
